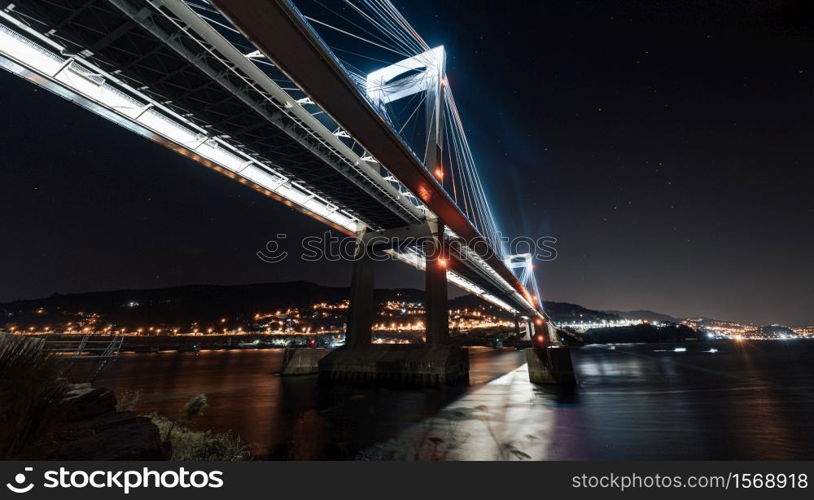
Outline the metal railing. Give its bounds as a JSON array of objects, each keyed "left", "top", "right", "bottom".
[{"left": 43, "top": 335, "right": 124, "bottom": 382}]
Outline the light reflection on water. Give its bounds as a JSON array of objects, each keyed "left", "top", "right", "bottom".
[{"left": 96, "top": 342, "right": 814, "bottom": 460}]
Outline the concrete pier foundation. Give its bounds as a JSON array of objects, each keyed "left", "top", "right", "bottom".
[
  {"left": 281, "top": 348, "right": 330, "bottom": 375},
  {"left": 525, "top": 346, "right": 576, "bottom": 385},
  {"left": 319, "top": 344, "right": 469, "bottom": 386}
]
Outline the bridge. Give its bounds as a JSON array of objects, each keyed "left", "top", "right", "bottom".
[{"left": 0, "top": 0, "right": 573, "bottom": 385}]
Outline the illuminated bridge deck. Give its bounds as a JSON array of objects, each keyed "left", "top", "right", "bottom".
[{"left": 14, "top": 0, "right": 414, "bottom": 230}]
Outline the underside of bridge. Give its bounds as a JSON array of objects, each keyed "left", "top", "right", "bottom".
[{"left": 6, "top": 0, "right": 410, "bottom": 229}]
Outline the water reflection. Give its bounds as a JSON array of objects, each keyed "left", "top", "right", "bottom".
[{"left": 96, "top": 342, "right": 814, "bottom": 459}]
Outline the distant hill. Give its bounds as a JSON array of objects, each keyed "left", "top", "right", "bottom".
[
  {"left": 758, "top": 324, "right": 796, "bottom": 336},
  {"left": 578, "top": 323, "right": 701, "bottom": 344},
  {"left": 0, "top": 281, "right": 618, "bottom": 328},
  {"left": 1, "top": 281, "right": 350, "bottom": 325},
  {"left": 603, "top": 309, "right": 678, "bottom": 323},
  {"left": 1, "top": 281, "right": 429, "bottom": 327},
  {"left": 542, "top": 301, "right": 619, "bottom": 323}
]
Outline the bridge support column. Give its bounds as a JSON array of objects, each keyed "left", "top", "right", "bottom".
[
  {"left": 281, "top": 347, "right": 330, "bottom": 375},
  {"left": 346, "top": 229, "right": 375, "bottom": 347},
  {"left": 424, "top": 219, "right": 449, "bottom": 346},
  {"left": 318, "top": 221, "right": 468, "bottom": 386},
  {"left": 282, "top": 232, "right": 372, "bottom": 377}
]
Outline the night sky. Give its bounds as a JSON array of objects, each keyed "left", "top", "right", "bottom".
[{"left": 2, "top": 1, "right": 813, "bottom": 325}]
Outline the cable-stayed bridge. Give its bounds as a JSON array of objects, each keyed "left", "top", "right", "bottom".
[{"left": 1, "top": 0, "right": 572, "bottom": 384}]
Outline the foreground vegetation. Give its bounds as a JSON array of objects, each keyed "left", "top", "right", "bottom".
[
  {"left": 150, "top": 414, "right": 248, "bottom": 461},
  {"left": 0, "top": 334, "right": 247, "bottom": 460},
  {"left": 0, "top": 335, "right": 69, "bottom": 458},
  {"left": 118, "top": 391, "right": 248, "bottom": 461}
]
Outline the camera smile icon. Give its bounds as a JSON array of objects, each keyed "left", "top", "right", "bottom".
[{"left": 6, "top": 467, "right": 34, "bottom": 494}]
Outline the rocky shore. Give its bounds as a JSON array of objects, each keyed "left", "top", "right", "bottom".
[{"left": 51, "top": 384, "right": 165, "bottom": 460}]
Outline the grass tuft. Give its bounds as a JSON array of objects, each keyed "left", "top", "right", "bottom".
[
  {"left": 150, "top": 413, "right": 249, "bottom": 461},
  {"left": 0, "top": 334, "right": 70, "bottom": 458}
]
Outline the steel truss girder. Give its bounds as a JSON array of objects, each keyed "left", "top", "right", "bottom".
[
  {"left": 111, "top": 0, "right": 423, "bottom": 230},
  {"left": 0, "top": 7, "right": 361, "bottom": 233},
  {"left": 17, "top": 0, "right": 404, "bottom": 228}
]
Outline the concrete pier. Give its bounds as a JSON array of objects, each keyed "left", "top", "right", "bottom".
[
  {"left": 319, "top": 344, "right": 468, "bottom": 386},
  {"left": 525, "top": 346, "right": 576, "bottom": 385},
  {"left": 281, "top": 348, "right": 330, "bottom": 375}
]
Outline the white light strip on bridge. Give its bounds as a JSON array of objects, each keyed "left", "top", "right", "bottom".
[
  {"left": 387, "top": 249, "right": 517, "bottom": 313},
  {"left": 0, "top": 18, "right": 359, "bottom": 233},
  {"left": 148, "top": 0, "right": 426, "bottom": 223}
]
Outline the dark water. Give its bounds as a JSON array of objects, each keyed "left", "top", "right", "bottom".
[{"left": 96, "top": 341, "right": 814, "bottom": 460}]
